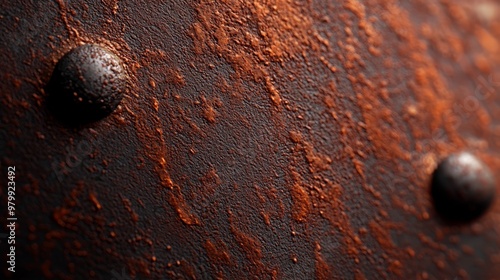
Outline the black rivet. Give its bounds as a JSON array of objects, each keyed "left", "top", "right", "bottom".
[
  {"left": 431, "top": 152, "right": 496, "bottom": 222},
  {"left": 47, "top": 44, "right": 127, "bottom": 124}
]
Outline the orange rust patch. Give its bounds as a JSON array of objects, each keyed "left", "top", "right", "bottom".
[
  {"left": 204, "top": 239, "right": 231, "bottom": 264},
  {"left": 190, "top": 0, "right": 325, "bottom": 107},
  {"left": 290, "top": 182, "right": 311, "bottom": 223},
  {"left": 314, "top": 243, "right": 332, "bottom": 280},
  {"left": 121, "top": 197, "right": 139, "bottom": 223},
  {"left": 89, "top": 191, "right": 102, "bottom": 211},
  {"left": 369, "top": 220, "right": 395, "bottom": 250},
  {"left": 168, "top": 186, "right": 200, "bottom": 226}
]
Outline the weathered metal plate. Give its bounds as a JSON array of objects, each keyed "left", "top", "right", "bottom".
[{"left": 1, "top": 0, "right": 500, "bottom": 279}]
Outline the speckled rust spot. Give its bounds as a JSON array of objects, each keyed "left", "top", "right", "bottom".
[
  {"left": 47, "top": 44, "right": 127, "bottom": 124},
  {"left": 431, "top": 152, "right": 496, "bottom": 222}
]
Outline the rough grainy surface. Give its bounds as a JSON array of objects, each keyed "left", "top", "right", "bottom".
[{"left": 1, "top": 0, "right": 500, "bottom": 279}]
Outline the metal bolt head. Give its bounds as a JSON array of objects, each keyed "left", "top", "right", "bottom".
[
  {"left": 48, "top": 44, "right": 127, "bottom": 124},
  {"left": 431, "top": 152, "right": 496, "bottom": 222}
]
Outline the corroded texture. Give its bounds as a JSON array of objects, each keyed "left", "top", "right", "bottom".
[{"left": 1, "top": 0, "right": 500, "bottom": 279}]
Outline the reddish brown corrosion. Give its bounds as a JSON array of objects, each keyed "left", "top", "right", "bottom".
[{"left": 2, "top": 0, "right": 500, "bottom": 279}]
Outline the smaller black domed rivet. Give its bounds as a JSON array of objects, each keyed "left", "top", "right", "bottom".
[
  {"left": 431, "top": 152, "right": 496, "bottom": 222},
  {"left": 47, "top": 44, "right": 128, "bottom": 124}
]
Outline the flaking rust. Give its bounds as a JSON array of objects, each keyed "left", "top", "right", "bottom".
[{"left": 1, "top": 0, "right": 500, "bottom": 279}]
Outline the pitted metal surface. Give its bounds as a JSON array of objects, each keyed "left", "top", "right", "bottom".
[{"left": 1, "top": 0, "right": 500, "bottom": 279}]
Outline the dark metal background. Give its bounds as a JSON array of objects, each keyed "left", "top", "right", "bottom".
[{"left": 1, "top": 0, "right": 500, "bottom": 279}]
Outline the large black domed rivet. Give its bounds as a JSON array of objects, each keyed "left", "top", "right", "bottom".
[
  {"left": 47, "top": 44, "right": 127, "bottom": 124},
  {"left": 431, "top": 152, "right": 496, "bottom": 222}
]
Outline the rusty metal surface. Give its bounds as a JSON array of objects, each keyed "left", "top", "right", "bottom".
[{"left": 1, "top": 0, "right": 500, "bottom": 279}]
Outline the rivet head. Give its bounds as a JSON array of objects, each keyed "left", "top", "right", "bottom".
[
  {"left": 431, "top": 152, "right": 496, "bottom": 221},
  {"left": 48, "top": 44, "right": 127, "bottom": 124}
]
